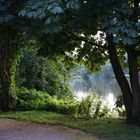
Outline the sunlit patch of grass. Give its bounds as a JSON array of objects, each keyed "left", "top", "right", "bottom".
[{"left": 0, "top": 111, "right": 140, "bottom": 140}]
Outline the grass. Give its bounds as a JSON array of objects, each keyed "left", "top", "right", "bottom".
[{"left": 0, "top": 111, "right": 140, "bottom": 140}]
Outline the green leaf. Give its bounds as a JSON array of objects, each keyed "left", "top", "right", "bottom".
[
  {"left": 66, "top": 0, "right": 79, "bottom": 9},
  {"left": 50, "top": 6, "right": 64, "bottom": 14}
]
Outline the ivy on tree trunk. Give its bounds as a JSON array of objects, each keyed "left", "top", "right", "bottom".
[{"left": 0, "top": 41, "right": 22, "bottom": 111}]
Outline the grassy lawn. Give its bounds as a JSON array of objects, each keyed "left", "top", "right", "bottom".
[{"left": 0, "top": 111, "right": 140, "bottom": 140}]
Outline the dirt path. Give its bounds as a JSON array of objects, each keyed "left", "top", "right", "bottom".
[{"left": 0, "top": 119, "right": 101, "bottom": 140}]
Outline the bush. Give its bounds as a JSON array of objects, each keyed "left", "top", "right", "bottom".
[
  {"left": 113, "top": 95, "right": 126, "bottom": 118},
  {"left": 16, "top": 51, "right": 73, "bottom": 99},
  {"left": 16, "top": 87, "right": 51, "bottom": 110},
  {"left": 16, "top": 88, "right": 112, "bottom": 118},
  {"left": 16, "top": 87, "right": 78, "bottom": 115},
  {"left": 78, "top": 92, "right": 109, "bottom": 118},
  {"left": 57, "top": 99, "right": 78, "bottom": 115}
]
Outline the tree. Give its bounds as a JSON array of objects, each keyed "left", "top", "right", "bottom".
[
  {"left": 21, "top": 0, "right": 140, "bottom": 123},
  {"left": 1, "top": 0, "right": 140, "bottom": 123},
  {"left": 0, "top": 0, "right": 26, "bottom": 110},
  {"left": 0, "top": 0, "right": 46, "bottom": 110},
  {"left": 0, "top": 0, "right": 77, "bottom": 111},
  {"left": 16, "top": 51, "right": 72, "bottom": 98}
]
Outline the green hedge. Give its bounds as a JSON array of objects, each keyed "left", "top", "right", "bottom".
[
  {"left": 16, "top": 87, "right": 78, "bottom": 115},
  {"left": 16, "top": 88, "right": 110, "bottom": 118}
]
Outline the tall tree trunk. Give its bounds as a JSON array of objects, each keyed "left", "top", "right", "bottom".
[
  {"left": 0, "top": 44, "right": 19, "bottom": 111},
  {"left": 0, "top": 48, "right": 12, "bottom": 111},
  {"left": 126, "top": 46, "right": 140, "bottom": 122},
  {"left": 107, "top": 35, "right": 133, "bottom": 121}
]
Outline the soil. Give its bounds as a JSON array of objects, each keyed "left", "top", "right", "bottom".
[{"left": 0, "top": 119, "right": 101, "bottom": 140}]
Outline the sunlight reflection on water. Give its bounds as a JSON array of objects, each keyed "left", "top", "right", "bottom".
[
  {"left": 74, "top": 91, "right": 90, "bottom": 101},
  {"left": 74, "top": 91, "right": 116, "bottom": 110},
  {"left": 105, "top": 93, "right": 116, "bottom": 110}
]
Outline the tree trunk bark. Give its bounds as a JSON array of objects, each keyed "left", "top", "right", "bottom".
[
  {"left": 0, "top": 50, "right": 11, "bottom": 111},
  {"left": 0, "top": 74, "right": 12, "bottom": 111},
  {"left": 107, "top": 35, "right": 133, "bottom": 121},
  {"left": 126, "top": 46, "right": 140, "bottom": 122},
  {"left": 0, "top": 45, "right": 17, "bottom": 111}
]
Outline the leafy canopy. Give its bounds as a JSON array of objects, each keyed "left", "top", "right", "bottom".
[{"left": 0, "top": 0, "right": 140, "bottom": 71}]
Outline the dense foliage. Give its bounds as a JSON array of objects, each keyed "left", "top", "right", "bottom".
[
  {"left": 17, "top": 0, "right": 140, "bottom": 122},
  {"left": 16, "top": 87, "right": 78, "bottom": 115},
  {"left": 114, "top": 95, "right": 126, "bottom": 117},
  {"left": 16, "top": 51, "right": 72, "bottom": 98},
  {"left": 78, "top": 92, "right": 109, "bottom": 118},
  {"left": 0, "top": 0, "right": 140, "bottom": 124},
  {"left": 15, "top": 87, "right": 110, "bottom": 118}
]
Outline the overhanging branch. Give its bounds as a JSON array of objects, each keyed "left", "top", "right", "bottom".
[
  {"left": 65, "top": 32, "right": 108, "bottom": 50},
  {"left": 74, "top": 35, "right": 108, "bottom": 49}
]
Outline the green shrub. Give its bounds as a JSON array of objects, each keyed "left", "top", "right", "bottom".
[
  {"left": 78, "top": 92, "right": 109, "bottom": 118},
  {"left": 16, "top": 87, "right": 51, "bottom": 110},
  {"left": 112, "top": 95, "right": 126, "bottom": 118},
  {"left": 57, "top": 99, "right": 78, "bottom": 115},
  {"left": 17, "top": 88, "right": 111, "bottom": 118},
  {"left": 16, "top": 87, "right": 78, "bottom": 115},
  {"left": 16, "top": 51, "right": 73, "bottom": 99}
]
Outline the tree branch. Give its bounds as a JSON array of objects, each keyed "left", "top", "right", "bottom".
[
  {"left": 75, "top": 35, "right": 107, "bottom": 49},
  {"left": 65, "top": 32, "right": 108, "bottom": 50}
]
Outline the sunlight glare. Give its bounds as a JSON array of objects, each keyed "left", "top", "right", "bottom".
[
  {"left": 74, "top": 91, "right": 89, "bottom": 101},
  {"left": 106, "top": 93, "right": 115, "bottom": 110}
]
